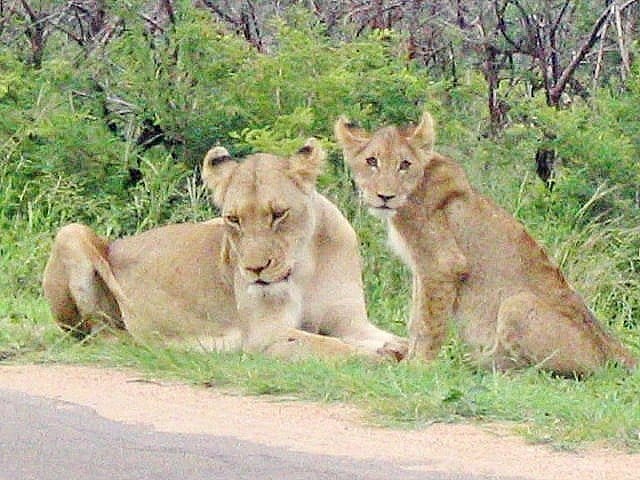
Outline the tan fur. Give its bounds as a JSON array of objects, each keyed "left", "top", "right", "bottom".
[
  {"left": 42, "top": 140, "right": 407, "bottom": 361},
  {"left": 336, "top": 113, "right": 636, "bottom": 375}
]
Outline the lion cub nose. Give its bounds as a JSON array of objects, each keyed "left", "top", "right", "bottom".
[
  {"left": 245, "top": 259, "right": 272, "bottom": 275},
  {"left": 377, "top": 193, "right": 396, "bottom": 203}
]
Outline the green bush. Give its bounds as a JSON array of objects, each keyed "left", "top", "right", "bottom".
[{"left": 510, "top": 88, "right": 640, "bottom": 220}]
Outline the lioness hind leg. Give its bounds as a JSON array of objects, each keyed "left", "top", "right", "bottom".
[
  {"left": 492, "top": 292, "right": 611, "bottom": 376},
  {"left": 43, "top": 223, "right": 123, "bottom": 337}
]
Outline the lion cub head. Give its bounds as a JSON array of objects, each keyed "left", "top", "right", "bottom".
[
  {"left": 201, "top": 139, "right": 325, "bottom": 295},
  {"left": 335, "top": 112, "right": 435, "bottom": 217}
]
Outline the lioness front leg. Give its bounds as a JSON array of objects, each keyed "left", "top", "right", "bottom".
[
  {"left": 241, "top": 314, "right": 369, "bottom": 360},
  {"left": 492, "top": 292, "right": 636, "bottom": 375},
  {"left": 409, "top": 274, "right": 458, "bottom": 360},
  {"left": 174, "top": 328, "right": 243, "bottom": 353},
  {"left": 42, "top": 223, "right": 124, "bottom": 337},
  {"left": 238, "top": 305, "right": 367, "bottom": 360},
  {"left": 264, "top": 328, "right": 369, "bottom": 361},
  {"left": 311, "top": 302, "right": 408, "bottom": 361}
]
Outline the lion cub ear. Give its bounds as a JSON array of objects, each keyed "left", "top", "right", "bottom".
[
  {"left": 288, "top": 138, "right": 326, "bottom": 193},
  {"left": 407, "top": 111, "right": 435, "bottom": 152},
  {"left": 334, "top": 116, "right": 370, "bottom": 161},
  {"left": 201, "top": 146, "right": 238, "bottom": 207}
]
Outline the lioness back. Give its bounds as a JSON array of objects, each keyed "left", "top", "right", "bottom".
[{"left": 107, "top": 222, "right": 236, "bottom": 341}]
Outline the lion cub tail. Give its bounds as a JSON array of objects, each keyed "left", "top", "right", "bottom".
[
  {"left": 607, "top": 336, "right": 638, "bottom": 371},
  {"left": 586, "top": 309, "right": 638, "bottom": 371}
]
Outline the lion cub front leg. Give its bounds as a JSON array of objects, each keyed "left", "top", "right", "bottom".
[
  {"left": 407, "top": 221, "right": 468, "bottom": 361},
  {"left": 409, "top": 273, "right": 458, "bottom": 360}
]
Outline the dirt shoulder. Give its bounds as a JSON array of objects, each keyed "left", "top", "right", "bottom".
[{"left": 0, "top": 364, "right": 637, "bottom": 479}]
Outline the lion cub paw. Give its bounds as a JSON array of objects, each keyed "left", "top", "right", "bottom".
[{"left": 377, "top": 338, "right": 409, "bottom": 362}]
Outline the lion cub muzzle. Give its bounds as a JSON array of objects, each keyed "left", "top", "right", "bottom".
[
  {"left": 364, "top": 190, "right": 406, "bottom": 218},
  {"left": 356, "top": 172, "right": 411, "bottom": 216}
]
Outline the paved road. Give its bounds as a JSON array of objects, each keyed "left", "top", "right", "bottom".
[{"left": 0, "top": 389, "right": 519, "bottom": 480}]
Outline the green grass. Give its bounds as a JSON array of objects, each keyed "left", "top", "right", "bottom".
[{"left": 2, "top": 290, "right": 639, "bottom": 452}]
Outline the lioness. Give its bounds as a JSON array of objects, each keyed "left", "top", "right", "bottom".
[
  {"left": 335, "top": 112, "right": 636, "bottom": 375},
  {"left": 43, "top": 139, "right": 407, "bottom": 360}
]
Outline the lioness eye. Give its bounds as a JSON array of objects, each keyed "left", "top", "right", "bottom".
[
  {"left": 225, "top": 214, "right": 240, "bottom": 226},
  {"left": 365, "top": 156, "right": 378, "bottom": 168},
  {"left": 271, "top": 209, "right": 289, "bottom": 225},
  {"left": 399, "top": 160, "right": 412, "bottom": 171}
]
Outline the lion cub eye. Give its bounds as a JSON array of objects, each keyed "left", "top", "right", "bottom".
[
  {"left": 365, "top": 156, "right": 378, "bottom": 168},
  {"left": 399, "top": 159, "right": 412, "bottom": 171},
  {"left": 225, "top": 214, "right": 240, "bottom": 227},
  {"left": 271, "top": 208, "right": 289, "bottom": 227}
]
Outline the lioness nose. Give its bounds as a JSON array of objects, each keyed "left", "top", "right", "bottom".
[
  {"left": 378, "top": 193, "right": 395, "bottom": 202},
  {"left": 245, "top": 259, "right": 272, "bottom": 275}
]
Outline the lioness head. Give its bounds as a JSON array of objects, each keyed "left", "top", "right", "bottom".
[
  {"left": 335, "top": 111, "right": 435, "bottom": 217},
  {"left": 201, "top": 139, "right": 325, "bottom": 294}
]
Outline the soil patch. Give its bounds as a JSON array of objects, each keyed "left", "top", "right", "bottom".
[{"left": 0, "top": 364, "right": 637, "bottom": 479}]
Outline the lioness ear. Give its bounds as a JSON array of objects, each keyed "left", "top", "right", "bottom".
[
  {"left": 407, "top": 111, "right": 435, "bottom": 152},
  {"left": 334, "top": 116, "right": 370, "bottom": 161},
  {"left": 288, "top": 138, "right": 326, "bottom": 192},
  {"left": 201, "top": 146, "right": 238, "bottom": 207}
]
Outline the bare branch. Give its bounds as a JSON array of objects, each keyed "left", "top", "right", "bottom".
[
  {"left": 200, "top": 0, "right": 240, "bottom": 28},
  {"left": 48, "top": 17, "right": 84, "bottom": 45},
  {"left": 494, "top": 1, "right": 519, "bottom": 50},
  {"left": 73, "top": 5, "right": 85, "bottom": 41},
  {"left": 19, "top": 0, "right": 36, "bottom": 21},
  {"left": 243, "top": 0, "right": 263, "bottom": 51},
  {"left": 161, "top": 0, "right": 175, "bottom": 25},
  {"left": 138, "top": 11, "right": 165, "bottom": 33},
  {"left": 548, "top": 3, "right": 615, "bottom": 104},
  {"left": 592, "top": 20, "right": 610, "bottom": 90},
  {"left": 612, "top": 1, "right": 631, "bottom": 81},
  {"left": 549, "top": 0, "right": 571, "bottom": 38}
]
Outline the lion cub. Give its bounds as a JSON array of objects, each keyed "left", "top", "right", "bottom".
[
  {"left": 335, "top": 112, "right": 636, "bottom": 375},
  {"left": 43, "top": 139, "right": 406, "bottom": 361}
]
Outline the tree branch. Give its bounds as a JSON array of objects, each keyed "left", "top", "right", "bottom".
[
  {"left": 549, "top": 0, "right": 571, "bottom": 38},
  {"left": 201, "top": 0, "right": 240, "bottom": 28},
  {"left": 494, "top": 0, "right": 527, "bottom": 53},
  {"left": 612, "top": 1, "right": 631, "bottom": 81},
  {"left": 19, "top": 0, "right": 36, "bottom": 21},
  {"left": 548, "top": 3, "right": 614, "bottom": 104},
  {"left": 161, "top": 0, "right": 175, "bottom": 25},
  {"left": 138, "top": 11, "right": 165, "bottom": 33}
]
